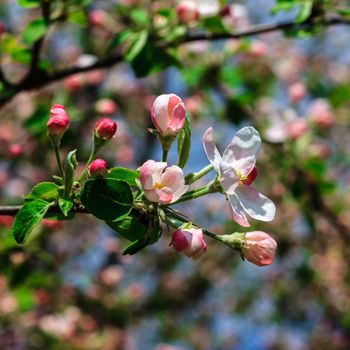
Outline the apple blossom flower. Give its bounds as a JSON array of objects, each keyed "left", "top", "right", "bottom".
[
  {"left": 176, "top": 1, "right": 200, "bottom": 24},
  {"left": 88, "top": 159, "right": 108, "bottom": 177},
  {"left": 171, "top": 227, "right": 207, "bottom": 260},
  {"left": 151, "top": 94, "right": 186, "bottom": 137},
  {"left": 139, "top": 160, "right": 189, "bottom": 205},
  {"left": 307, "top": 98, "right": 334, "bottom": 128},
  {"left": 243, "top": 231, "right": 277, "bottom": 266},
  {"left": 47, "top": 104, "right": 69, "bottom": 138},
  {"left": 95, "top": 118, "right": 117, "bottom": 141},
  {"left": 203, "top": 127, "right": 275, "bottom": 227},
  {"left": 95, "top": 98, "right": 118, "bottom": 115}
]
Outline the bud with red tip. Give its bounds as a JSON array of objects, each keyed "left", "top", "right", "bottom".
[
  {"left": 176, "top": 1, "right": 200, "bottom": 24},
  {"left": 171, "top": 226, "right": 207, "bottom": 260},
  {"left": 151, "top": 93, "right": 186, "bottom": 138},
  {"left": 243, "top": 231, "right": 277, "bottom": 266},
  {"left": 95, "top": 118, "right": 117, "bottom": 141},
  {"left": 47, "top": 104, "right": 69, "bottom": 143},
  {"left": 88, "top": 158, "right": 108, "bottom": 177}
]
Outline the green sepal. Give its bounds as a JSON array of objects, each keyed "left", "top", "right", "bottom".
[{"left": 177, "top": 110, "right": 191, "bottom": 168}]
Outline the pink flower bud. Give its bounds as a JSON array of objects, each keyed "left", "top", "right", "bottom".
[
  {"left": 138, "top": 160, "right": 189, "bottom": 204},
  {"left": 176, "top": 1, "right": 200, "bottom": 24},
  {"left": 243, "top": 231, "right": 277, "bottom": 266},
  {"left": 9, "top": 144, "right": 22, "bottom": 158},
  {"left": 88, "top": 158, "right": 108, "bottom": 177},
  {"left": 249, "top": 41, "right": 268, "bottom": 57},
  {"left": 47, "top": 104, "right": 69, "bottom": 137},
  {"left": 88, "top": 9, "right": 106, "bottom": 27},
  {"left": 95, "top": 118, "right": 117, "bottom": 141},
  {"left": 171, "top": 227, "right": 207, "bottom": 260},
  {"left": 151, "top": 94, "right": 186, "bottom": 137},
  {"left": 288, "top": 82, "right": 306, "bottom": 103},
  {"left": 241, "top": 166, "right": 257, "bottom": 186},
  {"left": 308, "top": 99, "right": 334, "bottom": 128}
]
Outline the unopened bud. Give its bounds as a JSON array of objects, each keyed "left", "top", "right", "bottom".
[
  {"left": 171, "top": 227, "right": 207, "bottom": 260},
  {"left": 47, "top": 104, "right": 69, "bottom": 140},
  {"left": 151, "top": 93, "right": 186, "bottom": 137},
  {"left": 243, "top": 231, "right": 277, "bottom": 266},
  {"left": 95, "top": 118, "right": 117, "bottom": 141},
  {"left": 288, "top": 82, "right": 306, "bottom": 103},
  {"left": 176, "top": 1, "right": 200, "bottom": 24},
  {"left": 88, "top": 158, "right": 108, "bottom": 177}
]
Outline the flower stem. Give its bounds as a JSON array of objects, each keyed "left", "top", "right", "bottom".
[
  {"left": 52, "top": 142, "right": 64, "bottom": 178},
  {"left": 172, "top": 180, "right": 217, "bottom": 204},
  {"left": 162, "top": 148, "right": 169, "bottom": 162},
  {"left": 78, "top": 143, "right": 97, "bottom": 184},
  {"left": 185, "top": 164, "right": 213, "bottom": 184}
]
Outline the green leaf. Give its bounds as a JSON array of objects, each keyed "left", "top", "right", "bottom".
[
  {"left": 177, "top": 111, "right": 191, "bottom": 168},
  {"left": 130, "top": 43, "right": 179, "bottom": 77},
  {"left": 124, "top": 30, "right": 149, "bottom": 62},
  {"left": 107, "top": 167, "right": 140, "bottom": 186},
  {"left": 44, "top": 211, "right": 75, "bottom": 220},
  {"left": 122, "top": 216, "right": 161, "bottom": 254},
  {"left": 81, "top": 179, "right": 133, "bottom": 221},
  {"left": 13, "top": 199, "right": 53, "bottom": 244},
  {"left": 17, "top": 0, "right": 40, "bottom": 8},
  {"left": 58, "top": 197, "right": 73, "bottom": 217},
  {"left": 68, "top": 10, "right": 88, "bottom": 27},
  {"left": 25, "top": 182, "right": 60, "bottom": 202},
  {"left": 22, "top": 18, "right": 48, "bottom": 45},
  {"left": 107, "top": 29, "right": 132, "bottom": 52},
  {"left": 296, "top": 0, "right": 313, "bottom": 23},
  {"left": 106, "top": 213, "right": 148, "bottom": 241},
  {"left": 201, "top": 15, "right": 229, "bottom": 34}
]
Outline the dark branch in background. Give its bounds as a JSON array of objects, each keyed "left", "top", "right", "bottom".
[
  {"left": 0, "top": 205, "right": 89, "bottom": 216},
  {"left": 0, "top": 16, "right": 349, "bottom": 108}
]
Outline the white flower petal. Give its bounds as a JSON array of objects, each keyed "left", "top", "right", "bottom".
[
  {"left": 219, "top": 161, "right": 240, "bottom": 195},
  {"left": 202, "top": 127, "right": 221, "bottom": 172},
  {"left": 227, "top": 194, "right": 250, "bottom": 227},
  {"left": 222, "top": 126, "right": 261, "bottom": 176},
  {"left": 236, "top": 185, "right": 276, "bottom": 222}
]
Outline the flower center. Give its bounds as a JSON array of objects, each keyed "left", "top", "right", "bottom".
[{"left": 153, "top": 182, "right": 164, "bottom": 189}]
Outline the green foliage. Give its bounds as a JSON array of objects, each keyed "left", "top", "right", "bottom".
[
  {"left": 13, "top": 199, "right": 53, "bottom": 244},
  {"left": 22, "top": 18, "right": 48, "bottom": 45},
  {"left": 17, "top": 0, "right": 40, "bottom": 8},
  {"left": 81, "top": 179, "right": 133, "bottom": 221},
  {"left": 107, "top": 167, "right": 140, "bottom": 187},
  {"left": 177, "top": 111, "right": 191, "bottom": 168},
  {"left": 58, "top": 196, "right": 74, "bottom": 217},
  {"left": 64, "top": 150, "right": 77, "bottom": 197},
  {"left": 201, "top": 15, "right": 229, "bottom": 34},
  {"left": 25, "top": 182, "right": 60, "bottom": 202}
]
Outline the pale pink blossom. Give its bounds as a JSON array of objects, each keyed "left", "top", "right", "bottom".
[
  {"left": 307, "top": 98, "right": 334, "bottom": 128},
  {"left": 171, "top": 227, "right": 207, "bottom": 260},
  {"left": 287, "top": 119, "right": 308, "bottom": 139},
  {"left": 151, "top": 94, "right": 186, "bottom": 137},
  {"left": 95, "top": 98, "right": 118, "bottom": 115},
  {"left": 203, "top": 127, "right": 275, "bottom": 227},
  {"left": 176, "top": 1, "right": 200, "bottom": 24},
  {"left": 243, "top": 231, "right": 277, "bottom": 266},
  {"left": 139, "top": 160, "right": 188, "bottom": 204}
]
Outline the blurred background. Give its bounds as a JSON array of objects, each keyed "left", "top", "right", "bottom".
[{"left": 1, "top": 0, "right": 350, "bottom": 349}]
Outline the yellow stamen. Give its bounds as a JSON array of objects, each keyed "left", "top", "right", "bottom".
[{"left": 153, "top": 182, "right": 164, "bottom": 189}]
